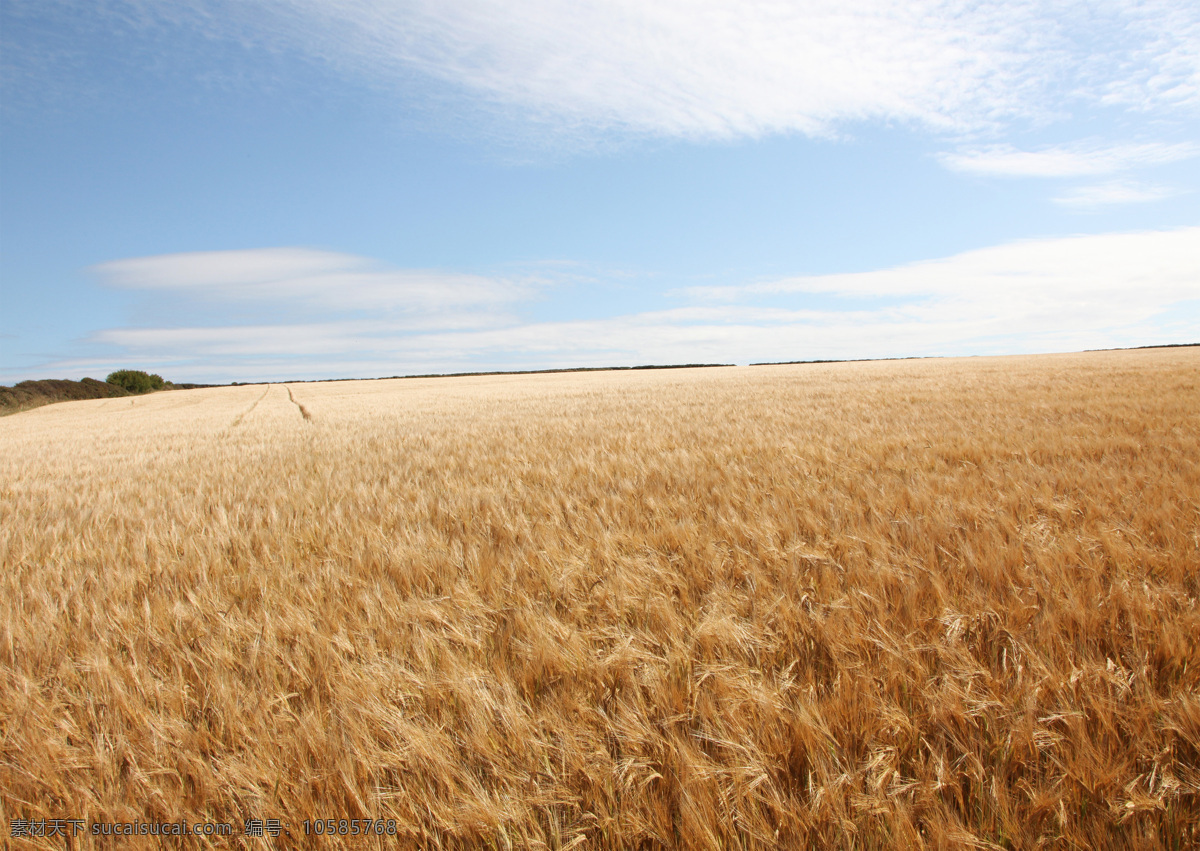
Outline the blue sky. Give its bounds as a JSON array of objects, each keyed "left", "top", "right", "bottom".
[{"left": 2, "top": 0, "right": 1198, "bottom": 383}]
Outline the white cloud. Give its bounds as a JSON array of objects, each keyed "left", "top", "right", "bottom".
[
  {"left": 1096, "top": 1, "right": 1200, "bottom": 111},
  {"left": 1052, "top": 180, "right": 1180, "bottom": 208},
  {"left": 81, "top": 227, "right": 1200, "bottom": 381},
  {"left": 686, "top": 227, "right": 1200, "bottom": 301},
  {"left": 940, "top": 141, "right": 1200, "bottom": 177},
  {"left": 92, "top": 248, "right": 530, "bottom": 314},
  {"left": 93, "top": 0, "right": 1200, "bottom": 143}
]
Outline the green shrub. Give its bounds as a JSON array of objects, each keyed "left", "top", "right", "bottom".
[{"left": 105, "top": 370, "right": 165, "bottom": 394}]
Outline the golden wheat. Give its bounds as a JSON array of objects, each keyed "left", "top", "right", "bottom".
[{"left": 2, "top": 349, "right": 1198, "bottom": 849}]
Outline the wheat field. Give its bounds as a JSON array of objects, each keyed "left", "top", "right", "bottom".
[{"left": 2, "top": 349, "right": 1198, "bottom": 849}]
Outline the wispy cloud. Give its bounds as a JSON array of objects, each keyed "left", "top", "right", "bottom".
[
  {"left": 54, "top": 0, "right": 1200, "bottom": 144},
  {"left": 685, "top": 227, "right": 1200, "bottom": 302},
  {"left": 940, "top": 141, "right": 1200, "bottom": 178},
  {"left": 1052, "top": 180, "right": 1181, "bottom": 208},
  {"left": 92, "top": 248, "right": 531, "bottom": 319},
  {"left": 70, "top": 227, "right": 1199, "bottom": 383}
]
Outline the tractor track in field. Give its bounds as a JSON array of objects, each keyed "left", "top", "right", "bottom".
[
  {"left": 286, "top": 386, "right": 312, "bottom": 422},
  {"left": 229, "top": 385, "right": 270, "bottom": 429}
]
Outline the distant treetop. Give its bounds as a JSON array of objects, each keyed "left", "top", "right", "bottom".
[{"left": 106, "top": 370, "right": 166, "bottom": 394}]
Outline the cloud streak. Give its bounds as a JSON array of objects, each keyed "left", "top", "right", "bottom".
[
  {"left": 685, "top": 227, "right": 1200, "bottom": 302},
  {"left": 288, "top": 0, "right": 1200, "bottom": 138},
  {"left": 59, "top": 0, "right": 1200, "bottom": 143},
  {"left": 92, "top": 248, "right": 531, "bottom": 315},
  {"left": 940, "top": 141, "right": 1200, "bottom": 178},
  {"left": 77, "top": 227, "right": 1200, "bottom": 382},
  {"left": 1052, "top": 180, "right": 1181, "bottom": 208}
]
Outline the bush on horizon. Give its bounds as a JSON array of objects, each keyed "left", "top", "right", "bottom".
[{"left": 105, "top": 370, "right": 165, "bottom": 395}]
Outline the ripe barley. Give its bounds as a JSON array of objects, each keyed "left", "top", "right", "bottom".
[{"left": 2, "top": 349, "right": 1197, "bottom": 849}]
